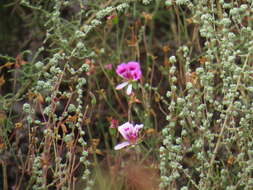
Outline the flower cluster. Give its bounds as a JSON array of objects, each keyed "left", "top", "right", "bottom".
[{"left": 113, "top": 61, "right": 143, "bottom": 150}]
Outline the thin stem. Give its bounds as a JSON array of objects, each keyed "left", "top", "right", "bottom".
[{"left": 207, "top": 53, "right": 250, "bottom": 179}]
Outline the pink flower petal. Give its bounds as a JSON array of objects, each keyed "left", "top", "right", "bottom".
[
  {"left": 116, "top": 82, "right": 129, "bottom": 90},
  {"left": 118, "top": 122, "right": 133, "bottom": 141},
  {"left": 116, "top": 63, "right": 128, "bottom": 78},
  {"left": 126, "top": 84, "right": 133, "bottom": 95},
  {"left": 127, "top": 61, "right": 140, "bottom": 70},
  {"left": 114, "top": 141, "right": 131, "bottom": 150},
  {"left": 131, "top": 70, "right": 142, "bottom": 81}
]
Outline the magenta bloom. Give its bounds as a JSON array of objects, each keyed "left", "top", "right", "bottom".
[
  {"left": 116, "top": 61, "right": 141, "bottom": 81},
  {"left": 114, "top": 122, "right": 143, "bottom": 150},
  {"left": 116, "top": 61, "right": 142, "bottom": 95}
]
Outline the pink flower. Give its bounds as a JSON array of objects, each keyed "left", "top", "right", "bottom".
[
  {"left": 104, "top": 64, "right": 112, "bottom": 70},
  {"left": 116, "top": 61, "right": 141, "bottom": 81},
  {"left": 114, "top": 122, "right": 143, "bottom": 150},
  {"left": 116, "top": 61, "right": 142, "bottom": 95},
  {"left": 107, "top": 15, "right": 116, "bottom": 20},
  {"left": 109, "top": 119, "right": 118, "bottom": 129}
]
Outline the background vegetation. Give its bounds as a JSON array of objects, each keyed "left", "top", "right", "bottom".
[{"left": 1, "top": 0, "right": 253, "bottom": 189}]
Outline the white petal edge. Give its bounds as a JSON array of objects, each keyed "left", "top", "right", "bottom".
[
  {"left": 135, "top": 124, "right": 144, "bottom": 130},
  {"left": 116, "top": 82, "right": 129, "bottom": 90},
  {"left": 114, "top": 141, "right": 131, "bottom": 150},
  {"left": 126, "top": 83, "right": 133, "bottom": 95}
]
